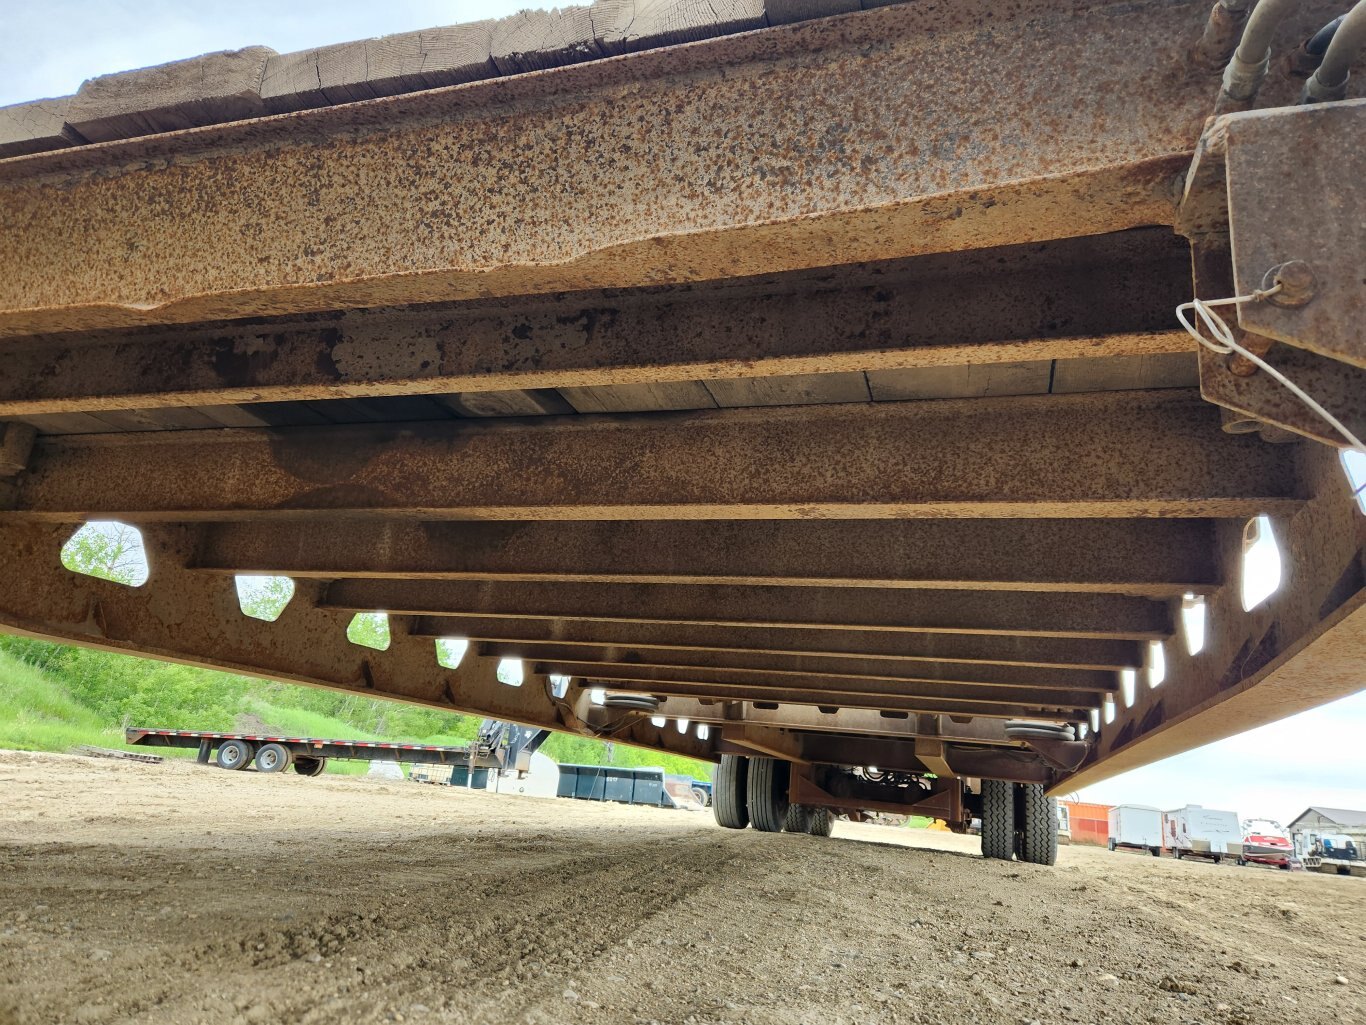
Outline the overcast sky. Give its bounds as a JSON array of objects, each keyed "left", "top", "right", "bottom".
[{"left": 4, "top": 1, "right": 1364, "bottom": 828}]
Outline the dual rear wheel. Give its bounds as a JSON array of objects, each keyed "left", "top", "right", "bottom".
[
  {"left": 981, "top": 779, "right": 1057, "bottom": 865},
  {"left": 712, "top": 755, "right": 833, "bottom": 837}
]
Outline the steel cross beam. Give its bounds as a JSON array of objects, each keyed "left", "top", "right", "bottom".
[
  {"left": 0, "top": 520, "right": 711, "bottom": 763},
  {"left": 415, "top": 618, "right": 1145, "bottom": 671},
  {"left": 0, "top": 229, "right": 1191, "bottom": 416},
  {"left": 0, "top": 0, "right": 1241, "bottom": 338},
  {"left": 521, "top": 647, "right": 1115, "bottom": 692},
  {"left": 189, "top": 518, "right": 1220, "bottom": 596},
  {"left": 1062, "top": 444, "right": 1366, "bottom": 790},
  {"left": 5, "top": 392, "right": 1301, "bottom": 521},
  {"left": 586, "top": 676, "right": 1092, "bottom": 719},
  {"left": 649, "top": 699, "right": 1016, "bottom": 742},
  {"left": 330, "top": 581, "right": 1172, "bottom": 639}
]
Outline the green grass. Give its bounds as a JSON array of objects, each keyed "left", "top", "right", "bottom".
[
  {"left": 0, "top": 646, "right": 713, "bottom": 781},
  {"left": 0, "top": 650, "right": 170, "bottom": 755}
]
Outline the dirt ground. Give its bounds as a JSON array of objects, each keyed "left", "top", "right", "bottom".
[{"left": 1, "top": 751, "right": 1363, "bottom": 1025}]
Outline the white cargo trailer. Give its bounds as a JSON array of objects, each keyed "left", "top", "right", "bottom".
[
  {"left": 1164, "top": 805, "right": 1241, "bottom": 864},
  {"left": 1107, "top": 804, "right": 1164, "bottom": 855}
]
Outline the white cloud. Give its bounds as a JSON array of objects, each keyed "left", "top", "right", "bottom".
[{"left": 1072, "top": 691, "right": 1366, "bottom": 826}]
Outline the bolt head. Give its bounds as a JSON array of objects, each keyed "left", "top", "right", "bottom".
[{"left": 1263, "top": 261, "right": 1316, "bottom": 307}]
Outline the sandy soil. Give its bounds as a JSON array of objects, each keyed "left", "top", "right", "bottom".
[{"left": 1, "top": 750, "right": 1363, "bottom": 1025}]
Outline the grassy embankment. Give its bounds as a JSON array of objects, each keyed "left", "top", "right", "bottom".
[{"left": 0, "top": 644, "right": 713, "bottom": 779}]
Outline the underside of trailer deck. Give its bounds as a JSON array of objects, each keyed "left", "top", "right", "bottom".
[{"left": 0, "top": 0, "right": 1362, "bottom": 858}]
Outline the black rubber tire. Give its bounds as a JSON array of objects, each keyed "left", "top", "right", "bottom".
[
  {"left": 805, "top": 806, "right": 835, "bottom": 837},
  {"left": 1150, "top": 847, "right": 1160, "bottom": 857},
  {"left": 712, "top": 755, "right": 749, "bottom": 829},
  {"left": 691, "top": 786, "right": 710, "bottom": 808},
  {"left": 1107, "top": 837, "right": 1117, "bottom": 851},
  {"left": 1018, "top": 784, "right": 1058, "bottom": 866},
  {"left": 980, "top": 779, "right": 1015, "bottom": 860},
  {"left": 293, "top": 756, "right": 327, "bottom": 777},
  {"left": 784, "top": 804, "right": 812, "bottom": 833},
  {"left": 746, "top": 757, "right": 790, "bottom": 833},
  {"left": 215, "top": 739, "right": 254, "bottom": 771},
  {"left": 254, "top": 743, "right": 293, "bottom": 773}
]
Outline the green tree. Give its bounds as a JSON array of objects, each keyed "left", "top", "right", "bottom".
[{"left": 60, "top": 522, "right": 147, "bottom": 585}]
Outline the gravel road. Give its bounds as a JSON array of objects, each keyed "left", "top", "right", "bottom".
[{"left": 1, "top": 750, "right": 1362, "bottom": 1025}]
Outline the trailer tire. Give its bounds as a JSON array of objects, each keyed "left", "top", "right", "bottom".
[
  {"left": 691, "top": 786, "right": 710, "bottom": 808},
  {"left": 254, "top": 743, "right": 293, "bottom": 773},
  {"left": 1150, "top": 846, "right": 1160, "bottom": 857},
  {"left": 980, "top": 779, "right": 1015, "bottom": 860},
  {"left": 784, "top": 804, "right": 811, "bottom": 833},
  {"left": 293, "top": 756, "right": 327, "bottom": 777},
  {"left": 746, "top": 757, "right": 790, "bottom": 833},
  {"left": 215, "top": 739, "right": 254, "bottom": 771},
  {"left": 805, "top": 806, "right": 835, "bottom": 837},
  {"left": 1018, "top": 784, "right": 1058, "bottom": 866},
  {"left": 713, "top": 755, "right": 749, "bottom": 829}
]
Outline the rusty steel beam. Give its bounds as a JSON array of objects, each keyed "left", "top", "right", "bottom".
[
  {"left": 0, "top": 0, "right": 1240, "bottom": 339},
  {"left": 0, "top": 520, "right": 711, "bottom": 763},
  {"left": 650, "top": 699, "right": 1020, "bottom": 742},
  {"left": 6, "top": 392, "right": 1302, "bottom": 521},
  {"left": 1062, "top": 444, "right": 1366, "bottom": 790},
  {"left": 598, "top": 683, "right": 1087, "bottom": 721},
  {"left": 713, "top": 727, "right": 1053, "bottom": 782},
  {"left": 597, "top": 686, "right": 1092, "bottom": 721},
  {"left": 0, "top": 230, "right": 1191, "bottom": 415},
  {"left": 328, "top": 580, "right": 1172, "bottom": 639},
  {"left": 514, "top": 644, "right": 1115, "bottom": 692},
  {"left": 417, "top": 617, "right": 1144, "bottom": 670},
  {"left": 574, "top": 665, "right": 1101, "bottom": 708},
  {"left": 190, "top": 518, "right": 1220, "bottom": 596}
]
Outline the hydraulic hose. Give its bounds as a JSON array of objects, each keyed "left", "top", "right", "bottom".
[
  {"left": 1304, "top": 0, "right": 1366, "bottom": 100},
  {"left": 1219, "top": 0, "right": 1304, "bottom": 107},
  {"left": 1306, "top": 13, "right": 1347, "bottom": 55}
]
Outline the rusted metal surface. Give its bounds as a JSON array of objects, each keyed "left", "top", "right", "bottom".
[
  {"left": 422, "top": 619, "right": 1144, "bottom": 671},
  {"left": 338, "top": 581, "right": 1173, "bottom": 638},
  {"left": 0, "top": 230, "right": 1192, "bottom": 415},
  {"left": 0, "top": 0, "right": 1227, "bottom": 338},
  {"left": 1185, "top": 231, "right": 1366, "bottom": 446},
  {"left": 189, "top": 518, "right": 1220, "bottom": 595},
  {"left": 0, "top": 520, "right": 708, "bottom": 763},
  {"left": 588, "top": 674, "right": 1094, "bottom": 718},
  {"left": 5, "top": 392, "right": 1303, "bottom": 521},
  {"left": 1223, "top": 100, "right": 1366, "bottom": 369},
  {"left": 792, "top": 768, "right": 973, "bottom": 819},
  {"left": 1062, "top": 444, "right": 1366, "bottom": 790},
  {"left": 0, "top": 0, "right": 1361, "bottom": 794},
  {"left": 660, "top": 700, "right": 1015, "bottom": 742},
  {"left": 520, "top": 646, "right": 1115, "bottom": 695}
]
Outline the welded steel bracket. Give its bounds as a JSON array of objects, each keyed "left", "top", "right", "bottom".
[{"left": 1177, "top": 99, "right": 1366, "bottom": 445}]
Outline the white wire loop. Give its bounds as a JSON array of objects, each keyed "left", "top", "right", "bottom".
[{"left": 1176, "top": 287, "right": 1366, "bottom": 453}]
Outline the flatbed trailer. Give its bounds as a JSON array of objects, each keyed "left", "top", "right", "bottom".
[{"left": 125, "top": 727, "right": 502, "bottom": 776}]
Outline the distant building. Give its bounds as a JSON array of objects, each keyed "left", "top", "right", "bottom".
[
  {"left": 1058, "top": 800, "right": 1112, "bottom": 846},
  {"left": 1287, "top": 807, "right": 1366, "bottom": 857}
]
